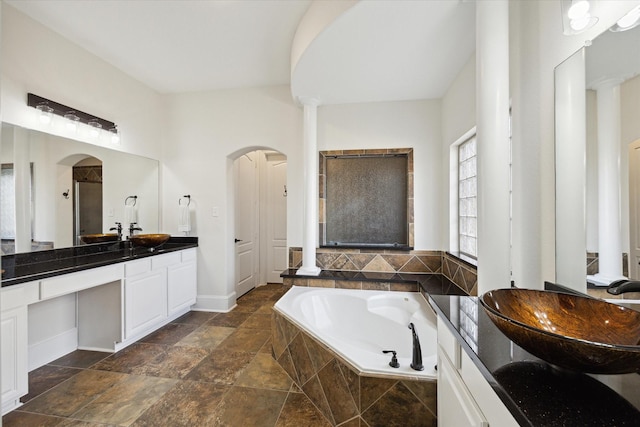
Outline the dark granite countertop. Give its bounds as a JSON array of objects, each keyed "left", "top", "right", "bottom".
[
  {"left": 1, "top": 237, "right": 198, "bottom": 287},
  {"left": 428, "top": 293, "right": 640, "bottom": 426}
]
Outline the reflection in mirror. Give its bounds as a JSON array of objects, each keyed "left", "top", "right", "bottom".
[
  {"left": 555, "top": 22, "right": 640, "bottom": 291},
  {"left": 73, "top": 157, "right": 103, "bottom": 245},
  {"left": 0, "top": 123, "right": 160, "bottom": 254}
]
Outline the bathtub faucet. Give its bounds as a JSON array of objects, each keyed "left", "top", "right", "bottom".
[{"left": 408, "top": 323, "right": 424, "bottom": 371}]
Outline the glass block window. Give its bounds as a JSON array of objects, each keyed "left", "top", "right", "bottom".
[
  {"left": 459, "top": 136, "right": 477, "bottom": 259},
  {"left": 459, "top": 297, "right": 479, "bottom": 353}
]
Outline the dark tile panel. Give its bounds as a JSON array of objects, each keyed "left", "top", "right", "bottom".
[
  {"left": 317, "top": 360, "right": 359, "bottom": 424},
  {"left": 362, "top": 382, "right": 436, "bottom": 427}
]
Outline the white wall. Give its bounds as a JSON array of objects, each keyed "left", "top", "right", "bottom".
[
  {"left": 317, "top": 100, "right": 442, "bottom": 250},
  {"left": 441, "top": 55, "right": 476, "bottom": 251},
  {"left": 1, "top": 4, "right": 164, "bottom": 161},
  {"left": 163, "top": 86, "right": 302, "bottom": 311}
]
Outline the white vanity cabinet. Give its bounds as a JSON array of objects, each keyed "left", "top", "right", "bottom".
[
  {"left": 1, "top": 286, "right": 29, "bottom": 414},
  {"left": 437, "top": 319, "right": 518, "bottom": 427},
  {"left": 124, "top": 250, "right": 197, "bottom": 341},
  {"left": 1, "top": 247, "right": 198, "bottom": 415},
  {"left": 167, "top": 248, "right": 197, "bottom": 316},
  {"left": 124, "top": 258, "right": 168, "bottom": 340}
]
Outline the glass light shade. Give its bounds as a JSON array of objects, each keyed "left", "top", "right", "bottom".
[
  {"left": 611, "top": 6, "right": 640, "bottom": 32},
  {"left": 64, "top": 113, "right": 80, "bottom": 132},
  {"left": 570, "top": 15, "right": 598, "bottom": 32},
  {"left": 88, "top": 120, "right": 102, "bottom": 138},
  {"left": 110, "top": 129, "right": 120, "bottom": 144},
  {"left": 36, "top": 104, "right": 53, "bottom": 124},
  {"left": 567, "top": 0, "right": 590, "bottom": 20}
]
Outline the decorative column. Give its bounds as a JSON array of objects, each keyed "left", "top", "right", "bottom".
[
  {"left": 476, "top": 0, "right": 511, "bottom": 295},
  {"left": 588, "top": 80, "right": 626, "bottom": 286},
  {"left": 297, "top": 98, "right": 321, "bottom": 276}
]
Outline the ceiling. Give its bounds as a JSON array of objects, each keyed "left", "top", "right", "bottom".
[
  {"left": 586, "top": 24, "right": 640, "bottom": 89},
  {"left": 6, "top": 0, "right": 476, "bottom": 104}
]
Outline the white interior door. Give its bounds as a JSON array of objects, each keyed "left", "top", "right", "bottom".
[
  {"left": 235, "top": 153, "right": 258, "bottom": 297},
  {"left": 265, "top": 154, "right": 287, "bottom": 283},
  {"left": 629, "top": 140, "right": 640, "bottom": 280}
]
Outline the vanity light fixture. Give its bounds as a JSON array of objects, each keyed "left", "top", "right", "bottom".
[
  {"left": 561, "top": 0, "right": 598, "bottom": 35},
  {"left": 610, "top": 5, "right": 640, "bottom": 32},
  {"left": 26, "top": 93, "right": 119, "bottom": 138}
]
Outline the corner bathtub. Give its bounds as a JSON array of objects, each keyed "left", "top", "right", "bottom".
[{"left": 273, "top": 286, "right": 438, "bottom": 379}]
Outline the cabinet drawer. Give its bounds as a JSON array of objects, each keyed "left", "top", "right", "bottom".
[
  {"left": 125, "top": 258, "right": 151, "bottom": 277},
  {"left": 437, "top": 318, "right": 461, "bottom": 368},
  {"left": 1, "top": 287, "right": 25, "bottom": 311},
  {"left": 181, "top": 248, "right": 197, "bottom": 262},
  {"left": 41, "top": 264, "right": 123, "bottom": 300},
  {"left": 1, "top": 282, "right": 39, "bottom": 310},
  {"left": 459, "top": 349, "right": 519, "bottom": 427},
  {"left": 151, "top": 252, "right": 181, "bottom": 270}
]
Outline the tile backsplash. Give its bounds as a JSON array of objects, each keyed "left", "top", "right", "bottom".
[{"left": 288, "top": 247, "right": 478, "bottom": 296}]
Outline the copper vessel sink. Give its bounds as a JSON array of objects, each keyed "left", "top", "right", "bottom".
[
  {"left": 480, "top": 288, "right": 640, "bottom": 374},
  {"left": 129, "top": 233, "right": 171, "bottom": 248},
  {"left": 80, "top": 233, "right": 119, "bottom": 244}
]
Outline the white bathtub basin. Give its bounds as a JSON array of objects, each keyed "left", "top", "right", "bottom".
[{"left": 274, "top": 286, "right": 438, "bottom": 379}]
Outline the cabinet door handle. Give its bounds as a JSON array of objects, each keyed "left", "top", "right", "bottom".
[{"left": 235, "top": 238, "right": 242, "bottom": 243}]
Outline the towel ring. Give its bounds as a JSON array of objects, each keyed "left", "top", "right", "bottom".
[
  {"left": 179, "top": 195, "right": 191, "bottom": 206},
  {"left": 125, "top": 195, "right": 137, "bottom": 206}
]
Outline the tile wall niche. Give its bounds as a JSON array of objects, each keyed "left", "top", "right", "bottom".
[
  {"left": 272, "top": 310, "right": 437, "bottom": 427},
  {"left": 319, "top": 148, "right": 414, "bottom": 248},
  {"left": 286, "top": 247, "right": 478, "bottom": 296}
]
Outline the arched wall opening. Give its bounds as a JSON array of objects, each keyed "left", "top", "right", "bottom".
[{"left": 227, "top": 146, "right": 288, "bottom": 299}]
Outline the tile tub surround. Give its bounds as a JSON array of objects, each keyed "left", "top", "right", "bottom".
[
  {"left": 287, "top": 247, "right": 478, "bottom": 296},
  {"left": 272, "top": 310, "right": 437, "bottom": 427}
]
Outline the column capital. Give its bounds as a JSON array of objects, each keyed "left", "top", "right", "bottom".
[
  {"left": 590, "top": 76, "right": 624, "bottom": 91},
  {"left": 297, "top": 96, "right": 320, "bottom": 107}
]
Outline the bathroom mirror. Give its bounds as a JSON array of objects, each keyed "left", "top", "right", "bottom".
[
  {"left": 0, "top": 123, "right": 160, "bottom": 254},
  {"left": 555, "top": 22, "right": 640, "bottom": 290}
]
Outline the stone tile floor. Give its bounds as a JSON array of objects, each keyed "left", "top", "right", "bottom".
[{"left": 3, "top": 284, "right": 331, "bottom": 426}]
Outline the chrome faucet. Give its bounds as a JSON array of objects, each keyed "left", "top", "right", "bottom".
[
  {"left": 109, "top": 222, "right": 122, "bottom": 240},
  {"left": 408, "top": 323, "right": 424, "bottom": 371},
  {"left": 129, "top": 222, "right": 142, "bottom": 238}
]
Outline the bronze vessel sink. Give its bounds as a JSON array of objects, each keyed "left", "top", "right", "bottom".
[
  {"left": 129, "top": 233, "right": 171, "bottom": 248},
  {"left": 80, "top": 233, "right": 119, "bottom": 244},
  {"left": 480, "top": 288, "right": 640, "bottom": 374}
]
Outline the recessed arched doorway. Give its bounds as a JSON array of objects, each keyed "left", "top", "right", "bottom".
[
  {"left": 72, "top": 156, "right": 103, "bottom": 245},
  {"left": 232, "top": 148, "right": 287, "bottom": 298}
]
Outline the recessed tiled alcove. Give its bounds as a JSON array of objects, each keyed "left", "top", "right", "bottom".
[
  {"left": 272, "top": 310, "right": 437, "bottom": 426},
  {"left": 286, "top": 247, "right": 478, "bottom": 296},
  {"left": 319, "top": 148, "right": 414, "bottom": 248}
]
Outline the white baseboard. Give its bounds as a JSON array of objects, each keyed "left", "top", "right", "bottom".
[
  {"left": 29, "top": 328, "right": 78, "bottom": 371},
  {"left": 194, "top": 293, "right": 237, "bottom": 312},
  {"left": 2, "top": 398, "right": 23, "bottom": 416}
]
